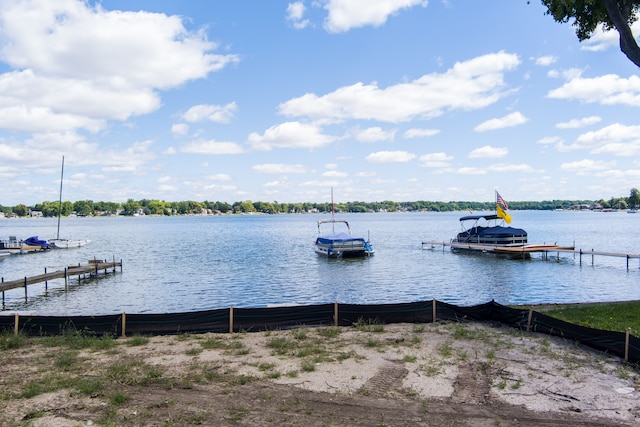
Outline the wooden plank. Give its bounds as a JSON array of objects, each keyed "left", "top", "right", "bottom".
[
  {"left": 0, "top": 261, "right": 121, "bottom": 292},
  {"left": 421, "top": 241, "right": 640, "bottom": 259}
]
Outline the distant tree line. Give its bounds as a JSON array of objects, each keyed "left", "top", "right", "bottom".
[{"left": 1, "top": 188, "right": 639, "bottom": 217}]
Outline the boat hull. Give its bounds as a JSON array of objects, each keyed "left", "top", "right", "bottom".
[
  {"left": 50, "top": 239, "right": 91, "bottom": 249},
  {"left": 314, "top": 237, "right": 374, "bottom": 258}
]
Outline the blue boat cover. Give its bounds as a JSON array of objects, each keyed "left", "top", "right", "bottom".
[
  {"left": 317, "top": 232, "right": 365, "bottom": 244},
  {"left": 24, "top": 236, "right": 51, "bottom": 248},
  {"left": 474, "top": 226, "right": 527, "bottom": 237}
]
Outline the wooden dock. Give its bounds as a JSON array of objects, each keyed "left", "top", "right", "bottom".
[
  {"left": 422, "top": 241, "right": 640, "bottom": 270},
  {"left": 1, "top": 258, "right": 122, "bottom": 302}
]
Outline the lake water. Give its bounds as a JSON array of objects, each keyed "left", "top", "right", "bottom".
[{"left": 1, "top": 211, "right": 638, "bottom": 315}]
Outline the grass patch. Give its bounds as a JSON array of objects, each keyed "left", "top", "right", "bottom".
[
  {"left": 40, "top": 331, "right": 116, "bottom": 351},
  {"left": 535, "top": 301, "right": 640, "bottom": 334},
  {"left": 316, "top": 327, "right": 341, "bottom": 338},
  {"left": 266, "top": 336, "right": 296, "bottom": 355},
  {"left": 124, "top": 335, "right": 150, "bottom": 346},
  {"left": 436, "top": 341, "right": 453, "bottom": 358},
  {"left": 0, "top": 331, "right": 27, "bottom": 350},
  {"left": 106, "top": 358, "right": 164, "bottom": 386},
  {"left": 353, "top": 317, "right": 385, "bottom": 333}
]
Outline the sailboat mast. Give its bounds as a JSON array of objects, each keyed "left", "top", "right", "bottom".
[{"left": 56, "top": 156, "right": 64, "bottom": 240}]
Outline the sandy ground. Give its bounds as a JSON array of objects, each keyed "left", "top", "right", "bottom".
[{"left": 2, "top": 321, "right": 639, "bottom": 426}]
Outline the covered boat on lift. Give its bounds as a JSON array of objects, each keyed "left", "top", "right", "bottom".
[{"left": 452, "top": 214, "right": 528, "bottom": 249}]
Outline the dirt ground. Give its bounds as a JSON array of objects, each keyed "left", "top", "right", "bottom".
[{"left": 2, "top": 321, "right": 639, "bottom": 426}]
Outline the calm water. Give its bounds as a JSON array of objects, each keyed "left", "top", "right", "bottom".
[{"left": 1, "top": 211, "right": 638, "bottom": 315}]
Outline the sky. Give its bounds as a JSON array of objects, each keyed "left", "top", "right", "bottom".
[{"left": 0, "top": 0, "right": 639, "bottom": 206}]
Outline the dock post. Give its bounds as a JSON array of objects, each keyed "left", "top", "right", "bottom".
[
  {"left": 64, "top": 267, "right": 68, "bottom": 290},
  {"left": 45, "top": 267, "right": 48, "bottom": 291},
  {"left": 334, "top": 301, "right": 338, "bottom": 327},
  {"left": 625, "top": 327, "right": 631, "bottom": 362},
  {"left": 14, "top": 313, "right": 19, "bottom": 335},
  {"left": 121, "top": 312, "right": 126, "bottom": 338},
  {"left": 579, "top": 249, "right": 583, "bottom": 266},
  {"left": 591, "top": 249, "right": 594, "bottom": 266},
  {"left": 23, "top": 277, "right": 27, "bottom": 302},
  {"left": 627, "top": 255, "right": 630, "bottom": 271},
  {"left": 229, "top": 306, "right": 234, "bottom": 334},
  {"left": 432, "top": 299, "right": 437, "bottom": 323},
  {"left": 527, "top": 306, "right": 534, "bottom": 332}
]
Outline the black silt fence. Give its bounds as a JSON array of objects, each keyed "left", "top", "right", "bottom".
[{"left": 1, "top": 300, "right": 638, "bottom": 364}]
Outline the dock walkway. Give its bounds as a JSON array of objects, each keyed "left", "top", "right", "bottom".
[
  {"left": 422, "top": 241, "right": 640, "bottom": 270},
  {"left": 1, "top": 258, "right": 122, "bottom": 297}
]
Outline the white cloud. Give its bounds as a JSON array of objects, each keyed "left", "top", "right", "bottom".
[
  {"left": 468, "top": 145, "right": 508, "bottom": 158},
  {"left": 568, "top": 123, "right": 640, "bottom": 156},
  {"left": 322, "top": 170, "right": 348, "bottom": 177},
  {"left": 352, "top": 126, "right": 396, "bottom": 142},
  {"left": 548, "top": 74, "right": 640, "bottom": 106},
  {"left": 171, "top": 123, "right": 189, "bottom": 136},
  {"left": 181, "top": 139, "right": 245, "bottom": 154},
  {"left": 207, "top": 174, "right": 232, "bottom": 181},
  {"left": 158, "top": 184, "right": 178, "bottom": 192},
  {"left": 286, "top": 2, "right": 310, "bottom": 29},
  {"left": 560, "top": 159, "right": 616, "bottom": 172},
  {"left": 535, "top": 55, "right": 556, "bottom": 66},
  {"left": 555, "top": 116, "right": 601, "bottom": 129},
  {"left": 403, "top": 128, "right": 440, "bottom": 139},
  {"left": 247, "top": 122, "right": 337, "bottom": 151},
  {"left": 323, "top": 0, "right": 427, "bottom": 33},
  {"left": 474, "top": 111, "right": 528, "bottom": 132},
  {"left": 418, "top": 152, "right": 452, "bottom": 167},
  {"left": 182, "top": 103, "right": 237, "bottom": 124},
  {"left": 365, "top": 150, "right": 416, "bottom": 163},
  {"left": 537, "top": 136, "right": 563, "bottom": 145},
  {"left": 98, "top": 140, "right": 156, "bottom": 173},
  {"left": 0, "top": 0, "right": 239, "bottom": 135},
  {"left": 490, "top": 163, "right": 535, "bottom": 173},
  {"left": 456, "top": 167, "right": 485, "bottom": 175},
  {"left": 251, "top": 164, "right": 308, "bottom": 173},
  {"left": 279, "top": 52, "right": 521, "bottom": 123}
]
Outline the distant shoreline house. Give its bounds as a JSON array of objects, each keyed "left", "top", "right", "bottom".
[{"left": 569, "top": 203, "right": 603, "bottom": 211}]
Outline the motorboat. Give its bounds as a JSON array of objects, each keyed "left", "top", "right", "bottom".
[
  {"left": 0, "top": 236, "right": 50, "bottom": 254},
  {"left": 313, "top": 187, "right": 373, "bottom": 258},
  {"left": 452, "top": 214, "right": 528, "bottom": 249},
  {"left": 314, "top": 218, "right": 374, "bottom": 258}
]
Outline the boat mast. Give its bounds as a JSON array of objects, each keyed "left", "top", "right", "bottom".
[
  {"left": 331, "top": 187, "right": 335, "bottom": 233},
  {"left": 56, "top": 156, "right": 64, "bottom": 240}
]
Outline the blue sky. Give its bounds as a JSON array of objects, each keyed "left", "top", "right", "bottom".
[{"left": 1, "top": 0, "right": 639, "bottom": 206}]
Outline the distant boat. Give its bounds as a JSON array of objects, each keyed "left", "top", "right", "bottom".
[
  {"left": 0, "top": 236, "right": 49, "bottom": 254},
  {"left": 313, "top": 188, "right": 374, "bottom": 258},
  {"left": 49, "top": 156, "right": 90, "bottom": 249}
]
